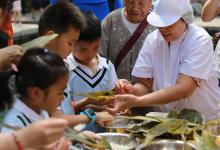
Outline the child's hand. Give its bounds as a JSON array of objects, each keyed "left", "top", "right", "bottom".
[
  {"left": 77, "top": 97, "right": 114, "bottom": 111},
  {"left": 95, "top": 112, "right": 115, "bottom": 127},
  {"left": 115, "top": 79, "right": 134, "bottom": 94},
  {"left": 85, "top": 97, "right": 114, "bottom": 106}
]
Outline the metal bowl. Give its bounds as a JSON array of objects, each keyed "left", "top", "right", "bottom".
[
  {"left": 97, "top": 133, "right": 137, "bottom": 150},
  {"left": 136, "top": 140, "right": 197, "bottom": 150},
  {"left": 105, "top": 118, "right": 141, "bottom": 133},
  {"left": 84, "top": 133, "right": 137, "bottom": 150}
]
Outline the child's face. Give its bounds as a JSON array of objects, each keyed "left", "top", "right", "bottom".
[
  {"left": 48, "top": 27, "right": 80, "bottom": 59},
  {"left": 42, "top": 74, "right": 68, "bottom": 113},
  {"left": 73, "top": 38, "right": 100, "bottom": 65}
]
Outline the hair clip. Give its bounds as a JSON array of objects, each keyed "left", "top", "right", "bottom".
[{"left": 44, "top": 48, "right": 49, "bottom": 53}]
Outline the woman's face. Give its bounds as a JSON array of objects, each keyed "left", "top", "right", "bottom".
[
  {"left": 124, "top": 0, "right": 152, "bottom": 23},
  {"left": 158, "top": 19, "right": 187, "bottom": 42}
]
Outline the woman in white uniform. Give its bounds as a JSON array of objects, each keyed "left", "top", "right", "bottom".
[{"left": 109, "top": 0, "right": 220, "bottom": 121}]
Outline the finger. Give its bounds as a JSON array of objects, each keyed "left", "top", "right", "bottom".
[
  {"left": 105, "top": 107, "right": 119, "bottom": 115},
  {"left": 118, "top": 80, "right": 125, "bottom": 88}
]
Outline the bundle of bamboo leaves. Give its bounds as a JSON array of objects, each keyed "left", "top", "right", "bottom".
[{"left": 117, "top": 109, "right": 220, "bottom": 150}]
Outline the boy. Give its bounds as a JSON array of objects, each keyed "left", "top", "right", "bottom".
[
  {"left": 38, "top": 2, "right": 114, "bottom": 128},
  {"left": 62, "top": 12, "right": 118, "bottom": 131},
  {"left": 38, "top": 1, "right": 85, "bottom": 59}
]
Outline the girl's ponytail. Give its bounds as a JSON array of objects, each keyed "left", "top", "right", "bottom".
[{"left": 0, "top": 68, "right": 16, "bottom": 110}]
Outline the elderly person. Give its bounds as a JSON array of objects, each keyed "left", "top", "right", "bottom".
[
  {"left": 109, "top": 0, "right": 220, "bottom": 120},
  {"left": 101, "top": 0, "right": 153, "bottom": 81}
]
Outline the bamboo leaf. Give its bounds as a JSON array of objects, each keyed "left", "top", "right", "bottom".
[
  {"left": 65, "top": 128, "right": 110, "bottom": 149},
  {"left": 197, "top": 130, "right": 218, "bottom": 150},
  {"left": 71, "top": 90, "right": 114, "bottom": 100},
  {"left": 20, "top": 34, "right": 58, "bottom": 52},
  {"left": 143, "top": 119, "right": 183, "bottom": 146}
]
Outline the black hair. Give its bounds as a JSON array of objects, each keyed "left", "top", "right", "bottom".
[
  {"left": 0, "top": 0, "right": 14, "bottom": 12},
  {"left": 0, "top": 31, "right": 9, "bottom": 48},
  {"left": 78, "top": 11, "right": 101, "bottom": 42},
  {"left": 38, "top": 1, "right": 86, "bottom": 35},
  {"left": 0, "top": 47, "right": 68, "bottom": 110}
]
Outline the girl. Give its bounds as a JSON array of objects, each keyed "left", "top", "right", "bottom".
[{"left": 0, "top": 48, "right": 114, "bottom": 132}]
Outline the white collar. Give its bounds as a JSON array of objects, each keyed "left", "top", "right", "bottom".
[
  {"left": 121, "top": 8, "right": 139, "bottom": 34},
  {"left": 65, "top": 54, "right": 109, "bottom": 71},
  {"left": 13, "top": 97, "right": 49, "bottom": 122}
]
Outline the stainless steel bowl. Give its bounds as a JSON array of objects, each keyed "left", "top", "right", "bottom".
[
  {"left": 98, "top": 133, "right": 137, "bottom": 150},
  {"left": 136, "top": 140, "right": 197, "bottom": 150},
  {"left": 105, "top": 118, "right": 140, "bottom": 133},
  {"left": 84, "top": 133, "right": 137, "bottom": 150}
]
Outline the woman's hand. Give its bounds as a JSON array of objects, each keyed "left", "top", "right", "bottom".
[{"left": 106, "top": 94, "right": 139, "bottom": 114}]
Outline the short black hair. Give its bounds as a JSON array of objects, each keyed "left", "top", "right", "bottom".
[
  {"left": 38, "top": 1, "right": 86, "bottom": 35},
  {"left": 0, "top": 0, "right": 14, "bottom": 11},
  {"left": 78, "top": 11, "right": 101, "bottom": 42}
]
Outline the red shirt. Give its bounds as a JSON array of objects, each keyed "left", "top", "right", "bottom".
[{"left": 0, "top": 13, "right": 13, "bottom": 45}]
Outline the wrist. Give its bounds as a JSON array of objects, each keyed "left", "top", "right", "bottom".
[
  {"left": 133, "top": 96, "right": 142, "bottom": 107},
  {"left": 11, "top": 132, "right": 23, "bottom": 150},
  {"left": 80, "top": 108, "right": 96, "bottom": 123}
]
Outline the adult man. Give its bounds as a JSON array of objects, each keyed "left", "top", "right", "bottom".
[{"left": 110, "top": 0, "right": 220, "bottom": 120}]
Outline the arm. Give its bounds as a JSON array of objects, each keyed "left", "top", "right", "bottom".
[
  {"left": 134, "top": 74, "right": 198, "bottom": 107},
  {"left": 111, "top": 74, "right": 198, "bottom": 113},
  {"left": 50, "top": 109, "right": 90, "bottom": 127},
  {"left": 51, "top": 109, "right": 114, "bottom": 127},
  {"left": 201, "top": 0, "right": 220, "bottom": 21},
  {"left": 133, "top": 77, "right": 153, "bottom": 96},
  {"left": 0, "top": 119, "right": 68, "bottom": 150},
  {"left": 0, "top": 134, "right": 18, "bottom": 150}
]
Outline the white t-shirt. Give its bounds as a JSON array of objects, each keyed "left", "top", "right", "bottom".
[
  {"left": 62, "top": 54, "right": 118, "bottom": 115},
  {"left": 121, "top": 8, "right": 139, "bottom": 34},
  {"left": 132, "top": 24, "right": 220, "bottom": 120}
]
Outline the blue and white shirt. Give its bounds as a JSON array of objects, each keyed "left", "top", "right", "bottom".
[
  {"left": 1, "top": 97, "right": 49, "bottom": 133},
  {"left": 62, "top": 54, "right": 118, "bottom": 115}
]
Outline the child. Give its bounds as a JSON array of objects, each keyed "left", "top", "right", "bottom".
[
  {"left": 38, "top": 1, "right": 86, "bottom": 59},
  {"left": 38, "top": 3, "right": 114, "bottom": 127},
  {"left": 62, "top": 12, "right": 118, "bottom": 131},
  {"left": 1, "top": 48, "right": 68, "bottom": 131},
  {"left": 0, "top": 48, "right": 114, "bottom": 133}
]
